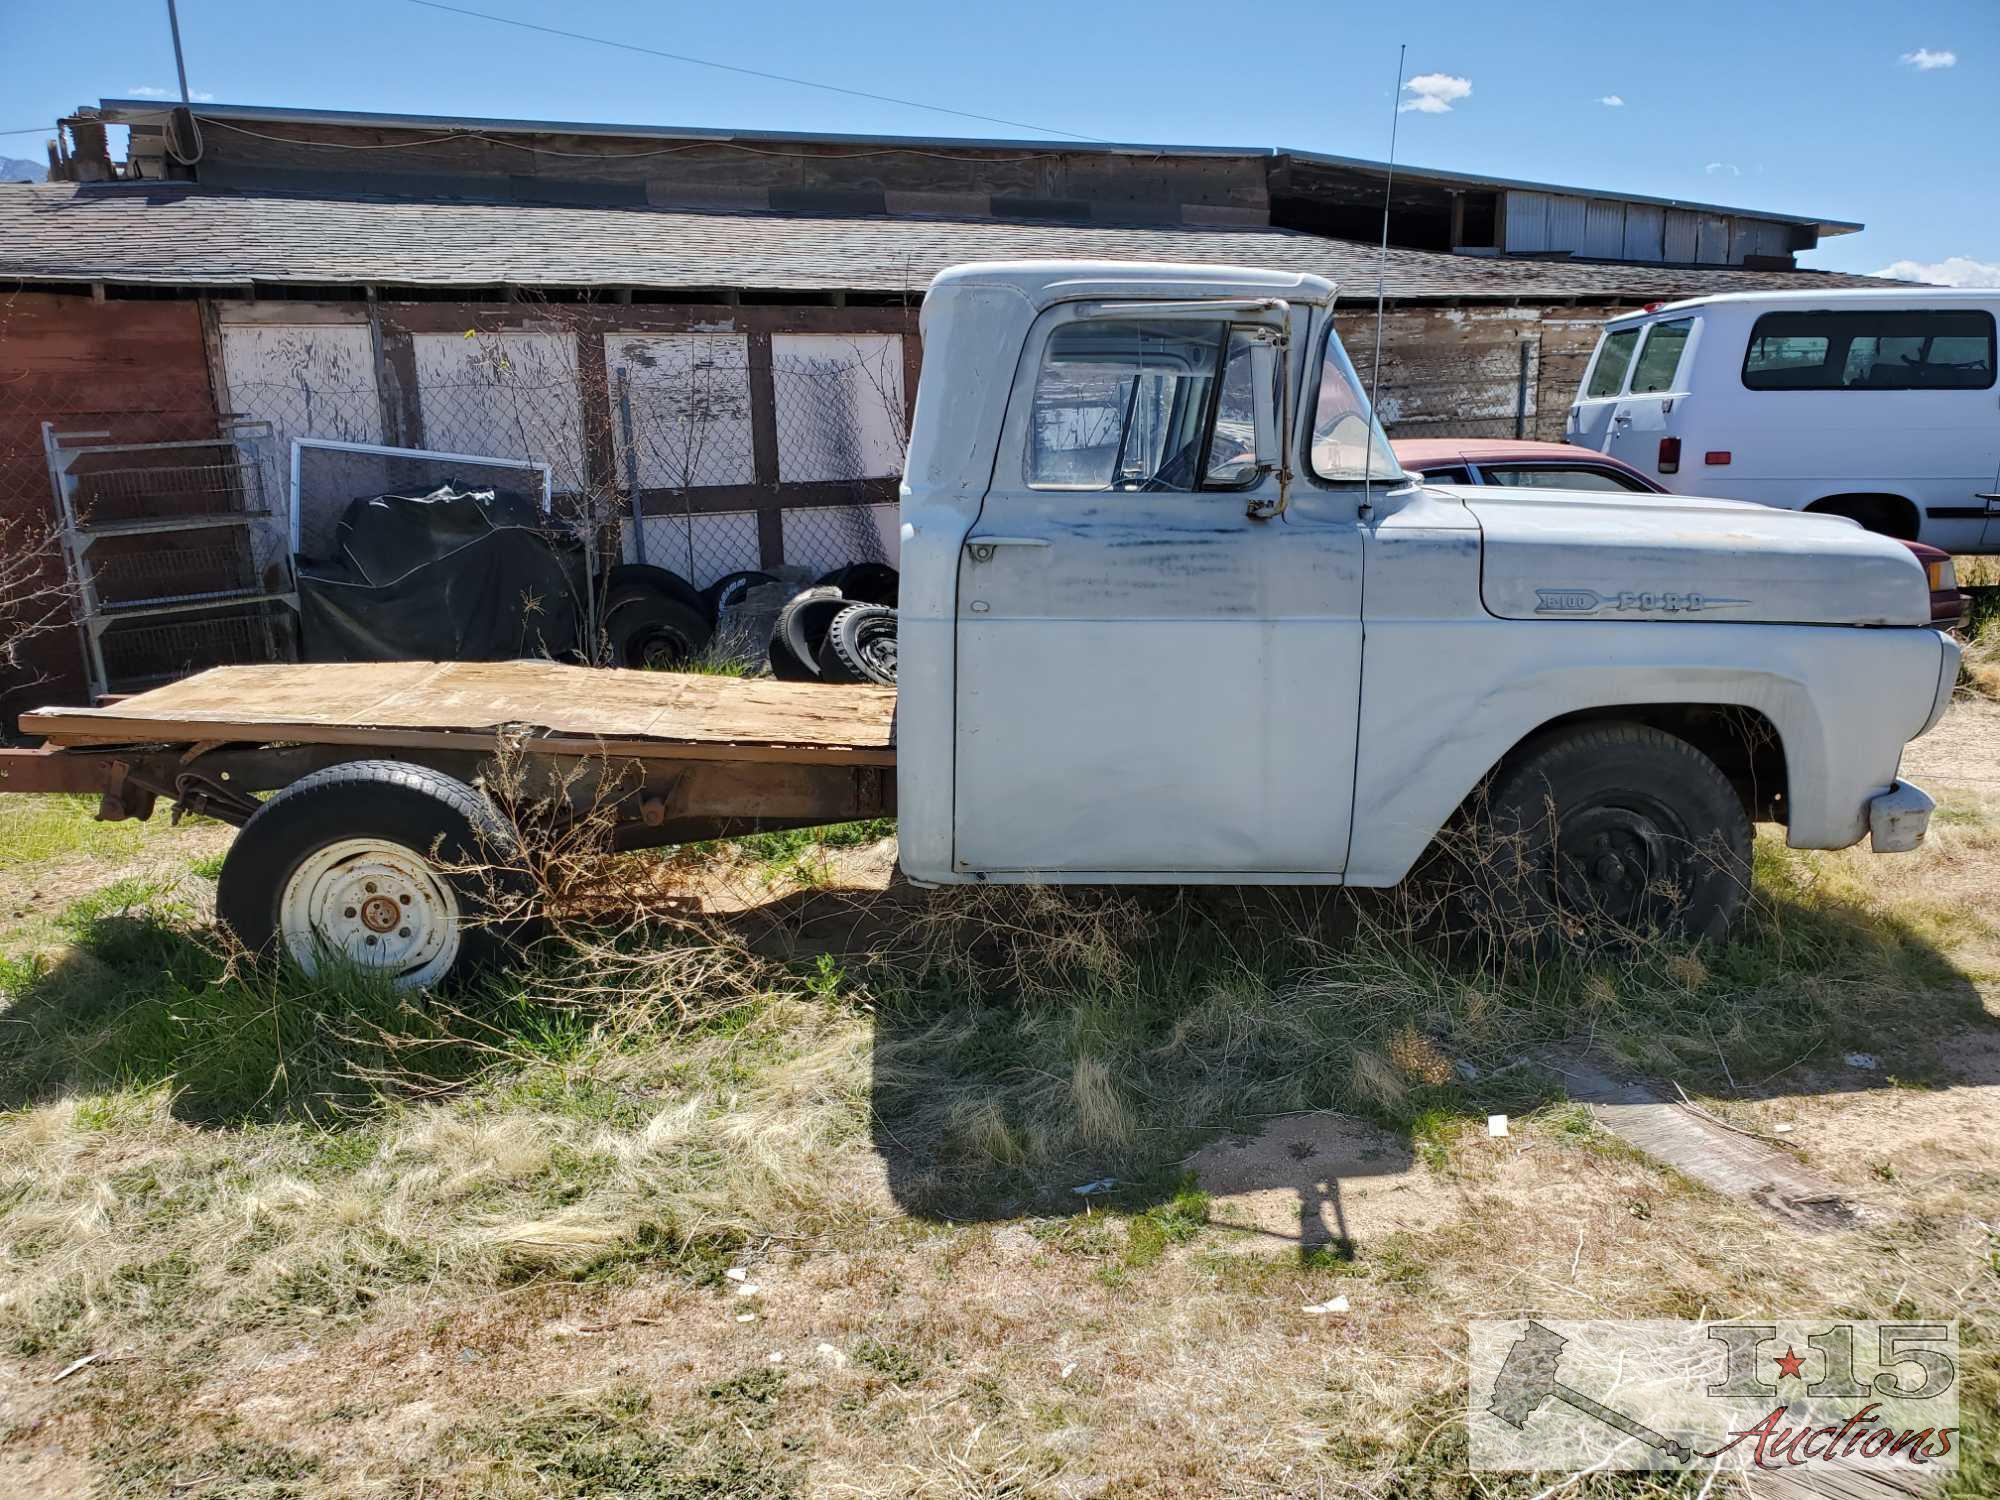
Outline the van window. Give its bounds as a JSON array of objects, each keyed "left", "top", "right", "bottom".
[
  {"left": 1742, "top": 309, "right": 1996, "bottom": 391},
  {"left": 1629, "top": 319, "right": 1694, "bottom": 393},
  {"left": 1585, "top": 327, "right": 1642, "bottom": 398},
  {"left": 1026, "top": 319, "right": 1246, "bottom": 491}
]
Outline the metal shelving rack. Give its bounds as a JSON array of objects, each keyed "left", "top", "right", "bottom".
[{"left": 43, "top": 420, "right": 302, "bottom": 700}]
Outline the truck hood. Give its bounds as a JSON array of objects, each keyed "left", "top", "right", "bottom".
[{"left": 1442, "top": 485, "right": 1931, "bottom": 627}]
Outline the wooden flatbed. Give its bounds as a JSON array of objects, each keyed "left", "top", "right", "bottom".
[
  {"left": 3, "top": 660, "right": 897, "bottom": 847},
  {"left": 19, "top": 660, "right": 897, "bottom": 766},
  {"left": 3, "top": 661, "right": 899, "bottom": 985}
]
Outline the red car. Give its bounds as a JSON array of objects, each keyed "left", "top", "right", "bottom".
[{"left": 1393, "top": 438, "right": 1969, "bottom": 629}]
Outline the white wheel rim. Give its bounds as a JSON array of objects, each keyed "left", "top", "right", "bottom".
[{"left": 279, "top": 838, "right": 462, "bottom": 989}]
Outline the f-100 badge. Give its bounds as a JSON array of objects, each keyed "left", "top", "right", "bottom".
[{"left": 1534, "top": 588, "right": 1749, "bottom": 615}]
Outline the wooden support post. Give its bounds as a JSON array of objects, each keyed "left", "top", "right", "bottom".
[{"left": 747, "top": 331, "right": 784, "bottom": 569}]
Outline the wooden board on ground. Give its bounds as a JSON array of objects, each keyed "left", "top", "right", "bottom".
[{"left": 20, "top": 661, "right": 897, "bottom": 766}]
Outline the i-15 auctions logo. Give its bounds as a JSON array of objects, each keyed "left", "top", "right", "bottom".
[{"left": 1468, "top": 1320, "right": 1958, "bottom": 1473}]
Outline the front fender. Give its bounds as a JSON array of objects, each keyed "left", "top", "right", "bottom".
[{"left": 1344, "top": 619, "right": 1945, "bottom": 886}]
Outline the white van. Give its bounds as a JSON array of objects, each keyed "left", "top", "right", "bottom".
[{"left": 1566, "top": 289, "right": 2000, "bottom": 552}]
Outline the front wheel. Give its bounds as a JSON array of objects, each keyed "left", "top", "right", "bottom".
[
  {"left": 217, "top": 760, "right": 533, "bottom": 988},
  {"left": 1479, "top": 722, "right": 1753, "bottom": 949}
]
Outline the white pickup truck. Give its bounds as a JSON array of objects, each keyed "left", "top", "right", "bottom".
[
  {"left": 6, "top": 260, "right": 1962, "bottom": 984},
  {"left": 894, "top": 261, "right": 1956, "bottom": 939}
]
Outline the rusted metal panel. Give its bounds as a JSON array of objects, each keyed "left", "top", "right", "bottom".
[
  {"left": 1663, "top": 210, "right": 1699, "bottom": 264},
  {"left": 1581, "top": 200, "right": 1625, "bottom": 259},
  {"left": 1503, "top": 190, "right": 1549, "bottom": 253},
  {"left": 1729, "top": 217, "right": 1790, "bottom": 261},
  {"left": 1546, "top": 194, "right": 1589, "bottom": 254},
  {"left": 1621, "top": 205, "right": 1665, "bottom": 262},
  {"left": 1695, "top": 214, "right": 1730, "bottom": 265}
]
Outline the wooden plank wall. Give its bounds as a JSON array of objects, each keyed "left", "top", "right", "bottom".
[{"left": 0, "top": 293, "right": 222, "bottom": 725}]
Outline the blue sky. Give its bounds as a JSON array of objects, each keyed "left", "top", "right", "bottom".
[{"left": 3, "top": 0, "right": 1993, "bottom": 282}]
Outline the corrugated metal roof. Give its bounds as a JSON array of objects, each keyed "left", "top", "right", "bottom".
[{"left": 0, "top": 183, "right": 1898, "bottom": 302}]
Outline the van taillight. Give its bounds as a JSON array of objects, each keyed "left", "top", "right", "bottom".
[
  {"left": 1704, "top": 451, "right": 1731, "bottom": 466},
  {"left": 1658, "top": 437, "right": 1682, "bottom": 474}
]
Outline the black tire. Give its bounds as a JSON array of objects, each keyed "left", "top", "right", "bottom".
[
  {"left": 815, "top": 562, "right": 900, "bottom": 606},
  {"left": 701, "top": 569, "right": 777, "bottom": 621},
  {"left": 768, "top": 588, "right": 846, "bottom": 681},
  {"left": 603, "top": 564, "right": 707, "bottom": 618},
  {"left": 217, "top": 760, "right": 534, "bottom": 988},
  {"left": 603, "top": 583, "right": 712, "bottom": 670},
  {"left": 1479, "top": 722, "right": 1752, "bottom": 950},
  {"left": 816, "top": 603, "right": 898, "bottom": 685}
]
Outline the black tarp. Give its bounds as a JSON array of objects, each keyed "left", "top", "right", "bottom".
[{"left": 297, "top": 484, "right": 587, "bottom": 663}]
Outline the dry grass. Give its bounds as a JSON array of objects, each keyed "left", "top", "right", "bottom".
[{"left": 0, "top": 740, "right": 1996, "bottom": 1496}]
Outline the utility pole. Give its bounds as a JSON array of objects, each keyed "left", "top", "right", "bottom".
[{"left": 167, "top": 0, "right": 192, "bottom": 105}]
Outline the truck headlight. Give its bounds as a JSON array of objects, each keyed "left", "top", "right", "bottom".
[{"left": 1925, "top": 557, "right": 1958, "bottom": 593}]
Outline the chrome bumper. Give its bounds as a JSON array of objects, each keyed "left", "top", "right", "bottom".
[{"left": 1869, "top": 780, "right": 1935, "bottom": 854}]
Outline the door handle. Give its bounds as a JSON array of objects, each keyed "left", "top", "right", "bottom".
[{"left": 965, "top": 536, "right": 1050, "bottom": 562}]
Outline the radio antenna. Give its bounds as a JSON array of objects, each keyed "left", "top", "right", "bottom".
[{"left": 1360, "top": 42, "right": 1406, "bottom": 516}]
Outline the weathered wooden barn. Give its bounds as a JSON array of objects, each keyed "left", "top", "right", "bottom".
[{"left": 1, "top": 100, "right": 1891, "bottom": 719}]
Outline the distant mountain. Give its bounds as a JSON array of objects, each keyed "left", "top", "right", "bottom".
[{"left": 0, "top": 156, "right": 46, "bottom": 183}]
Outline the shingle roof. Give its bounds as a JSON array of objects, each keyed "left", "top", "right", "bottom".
[{"left": 0, "top": 183, "right": 1899, "bottom": 303}]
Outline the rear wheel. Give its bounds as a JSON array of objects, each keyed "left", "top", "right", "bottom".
[
  {"left": 218, "top": 760, "right": 533, "bottom": 988},
  {"left": 1479, "top": 722, "right": 1752, "bottom": 949}
]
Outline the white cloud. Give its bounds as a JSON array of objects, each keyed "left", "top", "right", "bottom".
[
  {"left": 1597, "top": 94, "right": 1625, "bottom": 107},
  {"left": 1400, "top": 73, "right": 1472, "bottom": 114},
  {"left": 125, "top": 84, "right": 214, "bottom": 101},
  {"left": 1874, "top": 255, "right": 2000, "bottom": 288},
  {"left": 1704, "top": 161, "right": 1741, "bottom": 176},
  {"left": 1900, "top": 48, "right": 1957, "bottom": 70}
]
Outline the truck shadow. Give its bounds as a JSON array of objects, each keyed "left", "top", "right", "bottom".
[{"left": 818, "top": 868, "right": 1995, "bottom": 1254}]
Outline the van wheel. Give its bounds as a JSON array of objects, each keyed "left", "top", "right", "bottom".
[
  {"left": 1478, "top": 723, "right": 1752, "bottom": 949},
  {"left": 217, "top": 760, "right": 534, "bottom": 989},
  {"left": 1805, "top": 494, "right": 1919, "bottom": 542}
]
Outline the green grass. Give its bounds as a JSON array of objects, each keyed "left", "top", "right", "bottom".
[{"left": 0, "top": 793, "right": 213, "bottom": 871}]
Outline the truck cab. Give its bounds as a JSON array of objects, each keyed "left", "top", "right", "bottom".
[{"left": 897, "top": 262, "right": 1957, "bottom": 940}]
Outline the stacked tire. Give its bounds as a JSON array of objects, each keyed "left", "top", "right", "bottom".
[{"left": 768, "top": 566, "right": 899, "bottom": 686}]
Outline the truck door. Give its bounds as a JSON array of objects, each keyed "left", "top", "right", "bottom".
[
  {"left": 1568, "top": 322, "right": 1642, "bottom": 453},
  {"left": 1605, "top": 316, "right": 1696, "bottom": 484},
  {"left": 950, "top": 303, "right": 1363, "bottom": 876}
]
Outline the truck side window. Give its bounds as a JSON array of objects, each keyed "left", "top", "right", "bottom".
[
  {"left": 1584, "top": 327, "right": 1642, "bottom": 398},
  {"left": 1628, "top": 319, "right": 1694, "bottom": 393},
  {"left": 1743, "top": 310, "right": 1997, "bottom": 391},
  {"left": 1026, "top": 319, "right": 1240, "bottom": 492}
]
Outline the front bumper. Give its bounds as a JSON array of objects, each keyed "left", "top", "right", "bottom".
[{"left": 1869, "top": 780, "right": 1936, "bottom": 853}]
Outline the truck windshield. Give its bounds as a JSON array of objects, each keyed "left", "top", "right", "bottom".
[{"left": 1308, "top": 328, "right": 1402, "bottom": 484}]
